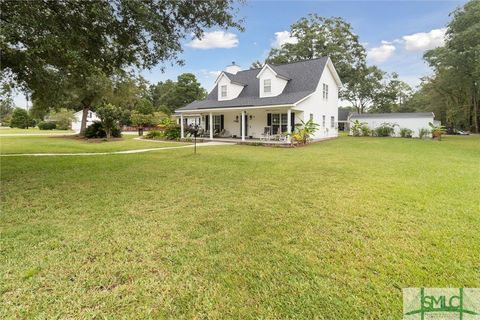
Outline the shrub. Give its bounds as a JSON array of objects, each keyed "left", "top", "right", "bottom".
[
  {"left": 145, "top": 130, "right": 163, "bottom": 139},
  {"left": 96, "top": 103, "right": 122, "bottom": 139},
  {"left": 400, "top": 128, "right": 413, "bottom": 138},
  {"left": 10, "top": 108, "right": 32, "bottom": 128},
  {"left": 360, "top": 125, "right": 371, "bottom": 136},
  {"left": 84, "top": 121, "right": 121, "bottom": 139},
  {"left": 48, "top": 108, "right": 74, "bottom": 130},
  {"left": 374, "top": 123, "right": 396, "bottom": 137},
  {"left": 163, "top": 124, "right": 181, "bottom": 140},
  {"left": 418, "top": 128, "right": 431, "bottom": 139},
  {"left": 38, "top": 121, "right": 57, "bottom": 130}
]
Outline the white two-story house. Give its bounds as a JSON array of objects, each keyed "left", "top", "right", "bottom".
[{"left": 176, "top": 57, "right": 342, "bottom": 142}]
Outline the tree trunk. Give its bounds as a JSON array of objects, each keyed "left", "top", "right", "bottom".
[
  {"left": 473, "top": 86, "right": 478, "bottom": 133},
  {"left": 80, "top": 105, "right": 90, "bottom": 135}
]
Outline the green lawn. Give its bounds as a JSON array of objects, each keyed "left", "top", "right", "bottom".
[
  {"left": 1, "top": 135, "right": 479, "bottom": 319},
  {"left": 0, "top": 127, "right": 74, "bottom": 134},
  {"left": 0, "top": 135, "right": 189, "bottom": 154}
]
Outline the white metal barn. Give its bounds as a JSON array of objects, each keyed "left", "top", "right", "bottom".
[
  {"left": 348, "top": 112, "right": 436, "bottom": 138},
  {"left": 71, "top": 110, "right": 100, "bottom": 133}
]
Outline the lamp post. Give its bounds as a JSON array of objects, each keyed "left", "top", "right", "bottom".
[{"left": 187, "top": 124, "right": 199, "bottom": 154}]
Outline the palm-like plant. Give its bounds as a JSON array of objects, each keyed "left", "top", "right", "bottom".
[
  {"left": 428, "top": 122, "right": 446, "bottom": 140},
  {"left": 291, "top": 119, "right": 320, "bottom": 145},
  {"left": 351, "top": 119, "right": 364, "bottom": 136}
]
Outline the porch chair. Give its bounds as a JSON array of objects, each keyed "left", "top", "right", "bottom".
[{"left": 261, "top": 126, "right": 271, "bottom": 141}]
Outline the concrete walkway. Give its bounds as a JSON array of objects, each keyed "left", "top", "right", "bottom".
[{"left": 0, "top": 141, "right": 232, "bottom": 157}]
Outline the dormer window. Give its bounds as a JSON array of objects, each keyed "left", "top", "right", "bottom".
[
  {"left": 264, "top": 79, "right": 272, "bottom": 93},
  {"left": 221, "top": 85, "right": 227, "bottom": 98}
]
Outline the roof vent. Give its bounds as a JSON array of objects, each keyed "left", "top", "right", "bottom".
[{"left": 225, "top": 61, "right": 242, "bottom": 74}]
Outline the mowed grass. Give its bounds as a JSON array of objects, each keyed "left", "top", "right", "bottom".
[
  {"left": 0, "top": 127, "right": 74, "bottom": 134},
  {"left": 0, "top": 135, "right": 189, "bottom": 154},
  {"left": 1, "top": 135, "right": 479, "bottom": 319}
]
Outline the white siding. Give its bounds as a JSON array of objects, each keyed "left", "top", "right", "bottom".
[
  {"left": 217, "top": 74, "right": 244, "bottom": 101},
  {"left": 349, "top": 116, "right": 434, "bottom": 138},
  {"left": 71, "top": 110, "right": 99, "bottom": 133},
  {"left": 258, "top": 67, "right": 288, "bottom": 98},
  {"left": 296, "top": 63, "right": 339, "bottom": 139}
]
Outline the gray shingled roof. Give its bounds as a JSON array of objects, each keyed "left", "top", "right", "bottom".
[
  {"left": 349, "top": 112, "right": 434, "bottom": 119},
  {"left": 177, "top": 57, "right": 329, "bottom": 111}
]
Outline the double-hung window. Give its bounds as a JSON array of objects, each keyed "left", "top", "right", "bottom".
[
  {"left": 271, "top": 113, "right": 290, "bottom": 134},
  {"left": 221, "top": 85, "right": 227, "bottom": 98},
  {"left": 331, "top": 116, "right": 335, "bottom": 128},
  {"left": 213, "top": 115, "right": 222, "bottom": 131},
  {"left": 264, "top": 79, "right": 272, "bottom": 93},
  {"left": 322, "top": 115, "right": 326, "bottom": 127},
  {"left": 322, "top": 83, "right": 329, "bottom": 100}
]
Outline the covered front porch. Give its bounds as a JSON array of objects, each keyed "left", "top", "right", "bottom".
[{"left": 178, "top": 106, "right": 303, "bottom": 143}]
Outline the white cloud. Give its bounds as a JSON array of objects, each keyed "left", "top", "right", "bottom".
[
  {"left": 402, "top": 28, "right": 446, "bottom": 51},
  {"left": 367, "top": 43, "right": 396, "bottom": 63},
  {"left": 187, "top": 31, "right": 239, "bottom": 50},
  {"left": 208, "top": 70, "right": 221, "bottom": 77},
  {"left": 200, "top": 69, "right": 221, "bottom": 78},
  {"left": 272, "top": 31, "right": 298, "bottom": 49}
]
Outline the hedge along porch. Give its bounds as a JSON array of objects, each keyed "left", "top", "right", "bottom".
[{"left": 178, "top": 106, "right": 302, "bottom": 142}]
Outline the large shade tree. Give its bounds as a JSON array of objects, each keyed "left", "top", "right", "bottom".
[
  {"left": 261, "top": 14, "right": 373, "bottom": 110},
  {"left": 149, "top": 73, "right": 207, "bottom": 113},
  {"left": 1, "top": 0, "right": 242, "bottom": 133}
]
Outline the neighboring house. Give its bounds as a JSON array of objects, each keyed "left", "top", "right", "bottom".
[
  {"left": 176, "top": 58, "right": 342, "bottom": 142},
  {"left": 71, "top": 110, "right": 99, "bottom": 133},
  {"left": 348, "top": 112, "right": 436, "bottom": 137}
]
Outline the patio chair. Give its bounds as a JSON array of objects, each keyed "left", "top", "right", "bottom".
[{"left": 261, "top": 126, "right": 271, "bottom": 141}]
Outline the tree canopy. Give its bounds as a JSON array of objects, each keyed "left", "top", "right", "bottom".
[
  {"left": 418, "top": 0, "right": 479, "bottom": 132},
  {"left": 149, "top": 73, "right": 207, "bottom": 113},
  {"left": 1, "top": 0, "right": 241, "bottom": 133}
]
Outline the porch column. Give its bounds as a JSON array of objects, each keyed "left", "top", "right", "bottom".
[
  {"left": 180, "top": 113, "right": 185, "bottom": 139},
  {"left": 287, "top": 108, "right": 292, "bottom": 142},
  {"left": 241, "top": 111, "right": 246, "bottom": 141},
  {"left": 209, "top": 112, "right": 213, "bottom": 139}
]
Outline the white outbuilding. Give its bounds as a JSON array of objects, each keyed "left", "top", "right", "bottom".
[
  {"left": 71, "top": 110, "right": 100, "bottom": 133},
  {"left": 348, "top": 112, "right": 437, "bottom": 138}
]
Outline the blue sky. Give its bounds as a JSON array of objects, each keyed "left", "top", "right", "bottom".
[{"left": 14, "top": 0, "right": 466, "bottom": 107}]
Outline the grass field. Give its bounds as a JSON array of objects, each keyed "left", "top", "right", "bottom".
[
  {"left": 0, "top": 135, "right": 189, "bottom": 154},
  {"left": 1, "top": 135, "right": 479, "bottom": 319},
  {"left": 0, "top": 127, "right": 74, "bottom": 134}
]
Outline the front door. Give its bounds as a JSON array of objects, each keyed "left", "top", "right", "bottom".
[{"left": 240, "top": 114, "right": 248, "bottom": 137}]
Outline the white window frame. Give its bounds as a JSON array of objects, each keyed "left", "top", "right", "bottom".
[
  {"left": 221, "top": 85, "right": 227, "bottom": 98},
  {"left": 309, "top": 113, "right": 314, "bottom": 121},
  {"left": 323, "top": 83, "right": 329, "bottom": 100},
  {"left": 271, "top": 113, "right": 289, "bottom": 134},
  {"left": 331, "top": 116, "right": 335, "bottom": 128},
  {"left": 322, "top": 115, "right": 326, "bottom": 127},
  {"left": 213, "top": 115, "right": 222, "bottom": 131},
  {"left": 264, "top": 79, "right": 272, "bottom": 93}
]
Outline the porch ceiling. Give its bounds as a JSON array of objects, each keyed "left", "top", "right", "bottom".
[{"left": 176, "top": 104, "right": 304, "bottom": 113}]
